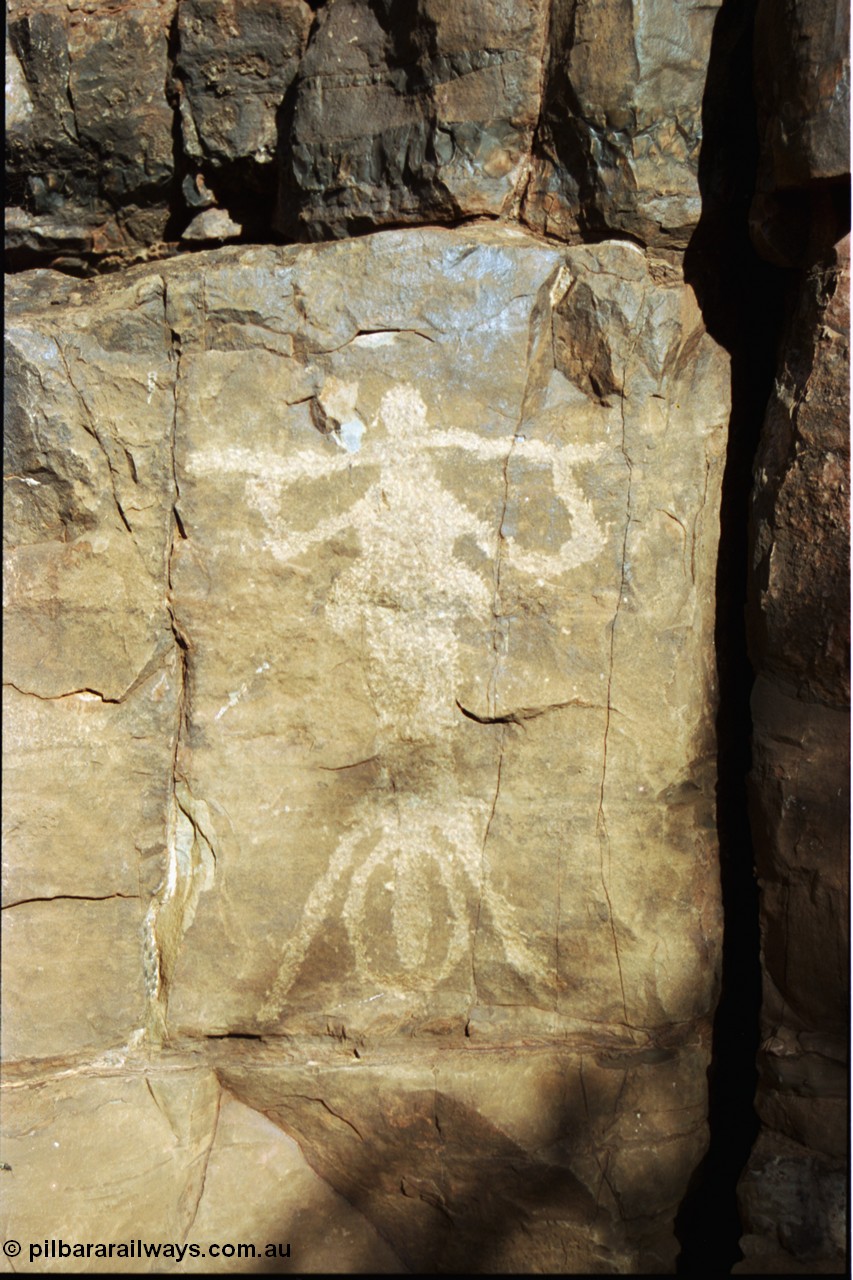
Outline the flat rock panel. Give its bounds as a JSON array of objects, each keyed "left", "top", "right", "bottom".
[{"left": 3, "top": 226, "right": 728, "bottom": 1268}]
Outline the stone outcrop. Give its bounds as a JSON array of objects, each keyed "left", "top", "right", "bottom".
[
  {"left": 2, "top": 0, "right": 850, "bottom": 1273},
  {"left": 4, "top": 226, "right": 728, "bottom": 1270},
  {"left": 737, "top": 240, "right": 850, "bottom": 1275},
  {"left": 276, "top": 0, "right": 551, "bottom": 238},
  {"left": 6, "top": 0, "right": 721, "bottom": 269},
  {"left": 523, "top": 0, "right": 721, "bottom": 248},
  {"left": 174, "top": 0, "right": 313, "bottom": 205},
  {"left": 735, "top": 0, "right": 850, "bottom": 1271},
  {"left": 6, "top": 0, "right": 177, "bottom": 269},
  {"left": 749, "top": 0, "right": 850, "bottom": 267}
]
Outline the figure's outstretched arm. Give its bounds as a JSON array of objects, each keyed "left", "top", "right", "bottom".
[{"left": 246, "top": 477, "right": 369, "bottom": 565}]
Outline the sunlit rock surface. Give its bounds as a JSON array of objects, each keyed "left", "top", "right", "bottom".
[{"left": 3, "top": 226, "right": 728, "bottom": 1270}]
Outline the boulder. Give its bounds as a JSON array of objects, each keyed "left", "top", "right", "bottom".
[
  {"left": 275, "top": 0, "right": 550, "bottom": 238},
  {"left": 3, "top": 226, "right": 729, "bottom": 1267},
  {"left": 5, "top": 0, "right": 177, "bottom": 269},
  {"left": 749, "top": 0, "right": 851, "bottom": 266},
  {"left": 173, "top": 0, "right": 312, "bottom": 200},
  {"left": 523, "top": 0, "right": 721, "bottom": 248}
]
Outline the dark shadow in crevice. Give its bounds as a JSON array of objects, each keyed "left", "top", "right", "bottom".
[{"left": 675, "top": 0, "right": 790, "bottom": 1272}]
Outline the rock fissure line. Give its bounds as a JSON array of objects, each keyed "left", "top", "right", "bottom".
[
  {"left": 472, "top": 725, "right": 506, "bottom": 1008},
  {"left": 2, "top": 642, "right": 178, "bottom": 706},
  {"left": 457, "top": 696, "right": 605, "bottom": 725},
  {"left": 181, "top": 1078, "right": 222, "bottom": 1244},
  {"left": 292, "top": 1095, "right": 365, "bottom": 1142},
  {"left": 507, "top": 0, "right": 554, "bottom": 223},
  {"left": 596, "top": 349, "right": 638, "bottom": 1031},
  {"left": 488, "top": 433, "right": 515, "bottom": 719},
  {"left": 55, "top": 343, "right": 135, "bottom": 537},
  {"left": 1, "top": 893, "right": 140, "bottom": 911},
  {"left": 143, "top": 281, "right": 202, "bottom": 1045}
]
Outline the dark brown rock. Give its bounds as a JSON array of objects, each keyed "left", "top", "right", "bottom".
[
  {"left": 754, "top": 0, "right": 850, "bottom": 191},
  {"left": 749, "top": 239, "right": 850, "bottom": 705},
  {"left": 522, "top": 0, "right": 721, "bottom": 249},
  {"left": 174, "top": 0, "right": 312, "bottom": 188},
  {"left": 749, "top": 0, "right": 851, "bottom": 266},
  {"left": 741, "top": 237, "right": 850, "bottom": 1273},
  {"left": 6, "top": 0, "right": 177, "bottom": 269},
  {"left": 275, "top": 0, "right": 549, "bottom": 238}
]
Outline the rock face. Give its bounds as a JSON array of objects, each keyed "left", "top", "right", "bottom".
[
  {"left": 4, "top": 227, "right": 728, "bottom": 1270},
  {"left": 276, "top": 0, "right": 550, "bottom": 238},
  {"left": 737, "top": 238, "right": 850, "bottom": 1275},
  {"left": 736, "top": 0, "right": 850, "bottom": 1270},
  {"left": 523, "top": 0, "right": 721, "bottom": 248},
  {"left": 2, "top": 0, "right": 849, "bottom": 1273},
  {"left": 6, "top": 0, "right": 176, "bottom": 268},
  {"left": 749, "top": 0, "right": 850, "bottom": 267},
  {"left": 6, "top": 0, "right": 721, "bottom": 269},
  {"left": 174, "top": 0, "right": 313, "bottom": 191}
]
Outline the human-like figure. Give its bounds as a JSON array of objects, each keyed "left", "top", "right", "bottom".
[{"left": 252, "top": 383, "right": 606, "bottom": 1015}]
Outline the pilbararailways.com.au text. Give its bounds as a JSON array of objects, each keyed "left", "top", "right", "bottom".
[{"left": 15, "top": 1239, "right": 291, "bottom": 1263}]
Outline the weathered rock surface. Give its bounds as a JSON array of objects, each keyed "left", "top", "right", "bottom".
[
  {"left": 276, "top": 0, "right": 721, "bottom": 248},
  {"left": 4, "top": 0, "right": 848, "bottom": 1269},
  {"left": 5, "top": 0, "right": 177, "bottom": 269},
  {"left": 749, "top": 0, "right": 851, "bottom": 268},
  {"left": 523, "top": 0, "right": 721, "bottom": 248},
  {"left": 6, "top": 0, "right": 722, "bottom": 268},
  {"left": 174, "top": 0, "right": 313, "bottom": 193},
  {"left": 736, "top": 8, "right": 850, "bottom": 1265},
  {"left": 3, "top": 226, "right": 728, "bottom": 1269},
  {"left": 275, "top": 0, "right": 550, "bottom": 237},
  {"left": 738, "top": 237, "right": 850, "bottom": 1273},
  {"left": 0, "top": 1064, "right": 402, "bottom": 1273}
]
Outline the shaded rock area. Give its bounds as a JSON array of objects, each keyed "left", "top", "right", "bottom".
[
  {"left": 737, "top": 242, "right": 850, "bottom": 1279},
  {"left": 731, "top": 3, "right": 850, "bottom": 1273},
  {"left": 2, "top": 0, "right": 850, "bottom": 1274},
  {"left": 6, "top": 0, "right": 723, "bottom": 269}
]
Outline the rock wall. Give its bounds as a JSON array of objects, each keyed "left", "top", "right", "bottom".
[
  {"left": 2, "top": 0, "right": 849, "bottom": 1274},
  {"left": 6, "top": 0, "right": 721, "bottom": 269},
  {"left": 4, "top": 223, "right": 729, "bottom": 1273},
  {"left": 735, "top": 2, "right": 850, "bottom": 1270}
]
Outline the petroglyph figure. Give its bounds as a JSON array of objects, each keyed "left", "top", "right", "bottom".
[{"left": 238, "top": 383, "right": 606, "bottom": 1014}]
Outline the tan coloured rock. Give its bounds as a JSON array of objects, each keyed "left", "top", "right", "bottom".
[
  {"left": 3, "top": 267, "right": 180, "bottom": 1062},
  {"left": 3, "top": 226, "right": 728, "bottom": 1268},
  {"left": 156, "top": 231, "right": 726, "bottom": 1042},
  {"left": 181, "top": 208, "right": 244, "bottom": 241},
  {"left": 0, "top": 1064, "right": 400, "bottom": 1273},
  {"left": 212, "top": 1037, "right": 710, "bottom": 1273}
]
